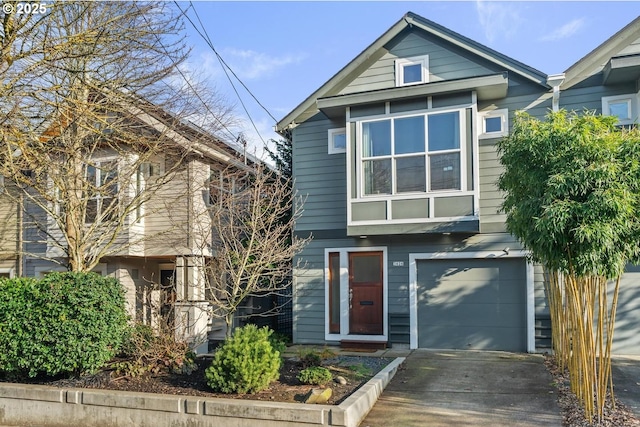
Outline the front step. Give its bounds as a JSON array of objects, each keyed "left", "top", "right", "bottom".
[{"left": 340, "top": 340, "right": 387, "bottom": 351}]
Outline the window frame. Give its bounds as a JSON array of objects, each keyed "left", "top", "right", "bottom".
[
  {"left": 602, "top": 94, "right": 637, "bottom": 125},
  {"left": 328, "top": 128, "right": 347, "bottom": 154},
  {"left": 357, "top": 108, "right": 466, "bottom": 199},
  {"left": 395, "top": 55, "right": 429, "bottom": 87},
  {"left": 478, "top": 108, "right": 509, "bottom": 139},
  {"left": 85, "top": 159, "right": 119, "bottom": 224}
]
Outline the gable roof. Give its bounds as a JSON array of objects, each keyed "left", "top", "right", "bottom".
[
  {"left": 276, "top": 11, "right": 548, "bottom": 133},
  {"left": 562, "top": 16, "right": 640, "bottom": 89}
]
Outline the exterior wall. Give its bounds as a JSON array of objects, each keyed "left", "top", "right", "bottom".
[
  {"left": 293, "top": 114, "right": 347, "bottom": 234},
  {"left": 293, "top": 232, "right": 531, "bottom": 345},
  {"left": 0, "top": 183, "right": 19, "bottom": 275},
  {"left": 341, "top": 31, "right": 495, "bottom": 96}
]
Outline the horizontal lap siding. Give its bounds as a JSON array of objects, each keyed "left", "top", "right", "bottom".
[
  {"left": 561, "top": 81, "right": 637, "bottom": 113},
  {"left": 340, "top": 32, "right": 494, "bottom": 96},
  {"left": 293, "top": 116, "right": 347, "bottom": 233},
  {"left": 294, "top": 233, "right": 524, "bottom": 344}
]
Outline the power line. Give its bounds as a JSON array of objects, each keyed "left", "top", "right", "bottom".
[
  {"left": 133, "top": 2, "right": 242, "bottom": 146},
  {"left": 175, "top": 1, "right": 278, "bottom": 146}
]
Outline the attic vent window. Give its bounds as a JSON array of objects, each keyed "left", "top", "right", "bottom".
[{"left": 395, "top": 55, "right": 429, "bottom": 87}]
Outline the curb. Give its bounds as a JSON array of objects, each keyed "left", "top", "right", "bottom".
[{"left": 0, "top": 357, "right": 405, "bottom": 427}]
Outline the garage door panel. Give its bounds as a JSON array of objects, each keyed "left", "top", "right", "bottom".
[
  {"left": 421, "top": 303, "right": 524, "bottom": 327},
  {"left": 420, "top": 326, "right": 524, "bottom": 350},
  {"left": 417, "top": 258, "right": 526, "bottom": 351}
]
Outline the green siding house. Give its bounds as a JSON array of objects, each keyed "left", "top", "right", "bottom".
[{"left": 276, "top": 12, "right": 640, "bottom": 354}]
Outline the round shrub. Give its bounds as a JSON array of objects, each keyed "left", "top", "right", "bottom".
[
  {"left": 205, "top": 324, "right": 281, "bottom": 394},
  {"left": 297, "top": 366, "right": 333, "bottom": 385},
  {"left": 0, "top": 272, "right": 128, "bottom": 378}
]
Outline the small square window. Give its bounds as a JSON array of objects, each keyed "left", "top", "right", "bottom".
[
  {"left": 395, "top": 55, "right": 429, "bottom": 87},
  {"left": 485, "top": 116, "right": 502, "bottom": 133},
  {"left": 479, "top": 109, "right": 508, "bottom": 139},
  {"left": 602, "top": 95, "right": 636, "bottom": 125},
  {"left": 328, "top": 128, "right": 346, "bottom": 154}
]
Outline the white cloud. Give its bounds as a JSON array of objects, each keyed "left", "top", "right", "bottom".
[
  {"left": 223, "top": 48, "right": 306, "bottom": 80},
  {"left": 540, "top": 18, "right": 585, "bottom": 42},
  {"left": 475, "top": 0, "right": 523, "bottom": 43}
]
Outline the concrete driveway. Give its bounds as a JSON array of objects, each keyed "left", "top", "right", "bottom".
[
  {"left": 360, "top": 349, "right": 563, "bottom": 427},
  {"left": 613, "top": 356, "right": 640, "bottom": 415}
]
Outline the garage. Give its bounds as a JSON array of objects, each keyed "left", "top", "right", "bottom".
[{"left": 416, "top": 258, "right": 527, "bottom": 351}]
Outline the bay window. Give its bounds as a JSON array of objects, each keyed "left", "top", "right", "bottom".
[{"left": 359, "top": 110, "right": 463, "bottom": 197}]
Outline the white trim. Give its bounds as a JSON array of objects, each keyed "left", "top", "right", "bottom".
[
  {"left": 408, "top": 250, "right": 534, "bottom": 352},
  {"left": 34, "top": 265, "right": 67, "bottom": 278},
  {"left": 324, "top": 246, "right": 388, "bottom": 342},
  {"left": 328, "top": 128, "right": 347, "bottom": 154},
  {"left": 602, "top": 94, "right": 637, "bottom": 125},
  {"left": 395, "top": 55, "right": 429, "bottom": 87},
  {"left": 478, "top": 108, "right": 509, "bottom": 139},
  {"left": 0, "top": 267, "right": 15, "bottom": 278}
]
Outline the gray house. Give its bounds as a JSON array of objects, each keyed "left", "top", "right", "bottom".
[{"left": 276, "top": 12, "right": 640, "bottom": 354}]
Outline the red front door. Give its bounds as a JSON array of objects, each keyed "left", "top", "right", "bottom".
[{"left": 348, "top": 252, "right": 383, "bottom": 335}]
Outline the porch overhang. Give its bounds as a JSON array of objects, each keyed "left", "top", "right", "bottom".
[{"left": 317, "top": 73, "right": 509, "bottom": 118}]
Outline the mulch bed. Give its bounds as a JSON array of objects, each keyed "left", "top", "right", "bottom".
[
  {"left": 545, "top": 355, "right": 640, "bottom": 426},
  {"left": 2, "top": 356, "right": 392, "bottom": 406}
]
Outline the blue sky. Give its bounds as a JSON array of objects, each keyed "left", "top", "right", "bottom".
[{"left": 176, "top": 1, "right": 640, "bottom": 158}]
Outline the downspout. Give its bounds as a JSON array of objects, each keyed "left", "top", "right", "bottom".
[
  {"left": 547, "top": 73, "right": 565, "bottom": 112},
  {"left": 17, "top": 191, "right": 23, "bottom": 277}
]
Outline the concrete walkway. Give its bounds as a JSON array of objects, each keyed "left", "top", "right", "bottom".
[{"left": 359, "top": 349, "right": 563, "bottom": 427}]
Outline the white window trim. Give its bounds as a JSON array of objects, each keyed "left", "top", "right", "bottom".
[
  {"left": 328, "top": 128, "right": 347, "bottom": 154},
  {"left": 0, "top": 267, "right": 15, "bottom": 278},
  {"left": 395, "top": 55, "right": 429, "bottom": 87},
  {"left": 408, "top": 250, "right": 535, "bottom": 352},
  {"left": 602, "top": 94, "right": 637, "bottom": 125},
  {"left": 324, "top": 246, "right": 388, "bottom": 342},
  {"left": 357, "top": 108, "right": 467, "bottom": 198},
  {"left": 478, "top": 108, "right": 509, "bottom": 139}
]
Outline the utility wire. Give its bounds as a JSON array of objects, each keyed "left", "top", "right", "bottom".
[
  {"left": 175, "top": 1, "right": 276, "bottom": 146},
  {"left": 133, "top": 3, "right": 242, "bottom": 147},
  {"left": 186, "top": 2, "right": 279, "bottom": 124},
  {"left": 186, "top": 2, "right": 266, "bottom": 146}
]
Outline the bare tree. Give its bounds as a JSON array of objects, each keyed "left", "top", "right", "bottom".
[
  {"left": 0, "top": 2, "right": 235, "bottom": 272},
  {"left": 205, "top": 165, "right": 311, "bottom": 337}
]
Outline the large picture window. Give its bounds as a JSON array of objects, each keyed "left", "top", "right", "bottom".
[{"left": 360, "top": 110, "right": 463, "bottom": 196}]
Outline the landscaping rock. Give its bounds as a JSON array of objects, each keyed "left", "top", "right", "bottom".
[
  {"left": 304, "top": 388, "right": 332, "bottom": 404},
  {"left": 335, "top": 376, "right": 347, "bottom": 385}
]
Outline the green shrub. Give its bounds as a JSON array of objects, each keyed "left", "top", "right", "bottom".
[
  {"left": 0, "top": 272, "right": 128, "bottom": 378},
  {"left": 297, "top": 366, "right": 333, "bottom": 385},
  {"left": 268, "top": 331, "right": 289, "bottom": 356},
  {"left": 205, "top": 324, "right": 281, "bottom": 394}
]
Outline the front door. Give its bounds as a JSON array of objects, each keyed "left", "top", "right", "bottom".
[
  {"left": 348, "top": 252, "right": 383, "bottom": 335},
  {"left": 160, "top": 269, "right": 176, "bottom": 330}
]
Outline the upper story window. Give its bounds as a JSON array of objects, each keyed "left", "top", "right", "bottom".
[
  {"left": 359, "top": 110, "right": 463, "bottom": 196},
  {"left": 479, "top": 108, "right": 509, "bottom": 139},
  {"left": 85, "top": 160, "right": 118, "bottom": 223},
  {"left": 395, "top": 55, "right": 429, "bottom": 87},
  {"left": 328, "top": 128, "right": 346, "bottom": 154},
  {"left": 602, "top": 94, "right": 638, "bottom": 125}
]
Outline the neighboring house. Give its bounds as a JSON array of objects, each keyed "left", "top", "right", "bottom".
[
  {"left": 0, "top": 176, "right": 20, "bottom": 278},
  {"left": 276, "top": 12, "right": 640, "bottom": 354},
  {"left": 16, "top": 100, "right": 254, "bottom": 353}
]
